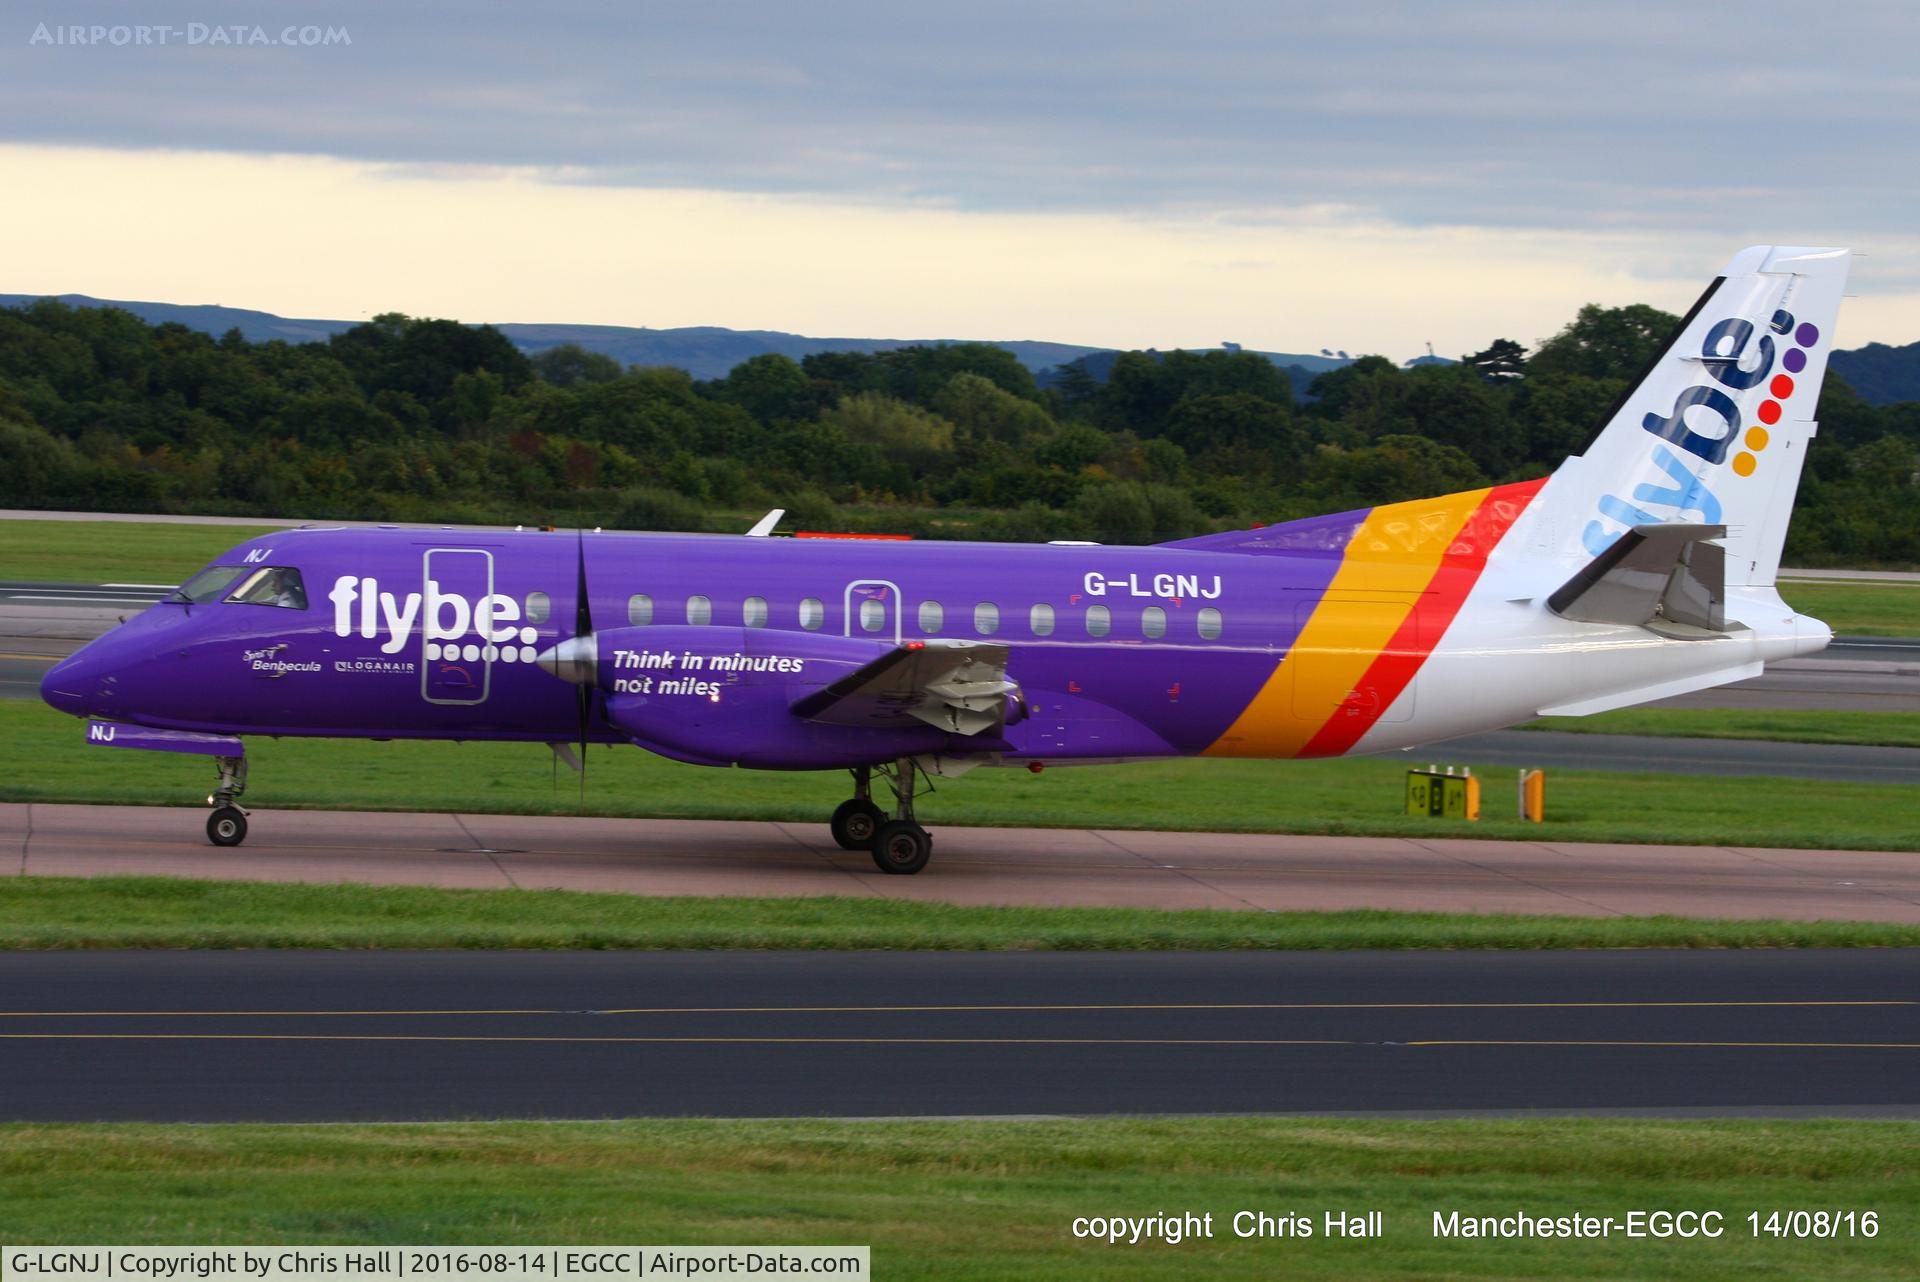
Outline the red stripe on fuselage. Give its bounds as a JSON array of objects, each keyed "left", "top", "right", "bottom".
[{"left": 1299, "top": 477, "right": 1546, "bottom": 758}]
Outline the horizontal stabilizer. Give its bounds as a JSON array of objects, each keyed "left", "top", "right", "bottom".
[
  {"left": 1539, "top": 661, "right": 1763, "bottom": 717},
  {"left": 1547, "top": 522, "right": 1737, "bottom": 635},
  {"left": 791, "top": 639, "right": 1014, "bottom": 736}
]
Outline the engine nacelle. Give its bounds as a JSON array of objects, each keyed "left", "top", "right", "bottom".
[{"left": 579, "top": 625, "right": 971, "bottom": 769}]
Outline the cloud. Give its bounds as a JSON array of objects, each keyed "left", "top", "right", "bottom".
[{"left": 4, "top": 0, "right": 1918, "bottom": 243}]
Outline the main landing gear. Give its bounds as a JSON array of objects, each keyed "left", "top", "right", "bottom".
[
  {"left": 833, "top": 761, "right": 934, "bottom": 875},
  {"left": 206, "top": 754, "right": 250, "bottom": 847}
]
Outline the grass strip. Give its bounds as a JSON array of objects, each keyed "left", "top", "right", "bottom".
[
  {"left": 0, "top": 518, "right": 281, "bottom": 584},
  {"left": 1780, "top": 580, "right": 1920, "bottom": 637},
  {"left": 1, "top": 1118, "right": 1914, "bottom": 1279},
  {"left": 4, "top": 876, "right": 1918, "bottom": 950}
]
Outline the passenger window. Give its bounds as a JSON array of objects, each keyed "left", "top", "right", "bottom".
[
  {"left": 627, "top": 593, "right": 653, "bottom": 626},
  {"left": 743, "top": 596, "right": 768, "bottom": 627},
  {"left": 687, "top": 594, "right": 712, "bottom": 625},
  {"left": 1030, "top": 603, "right": 1055, "bottom": 636},
  {"left": 1086, "top": 604, "right": 1111, "bottom": 637},
  {"left": 525, "top": 591, "right": 551, "bottom": 624},
  {"left": 799, "top": 597, "right": 824, "bottom": 631},
  {"left": 859, "top": 598, "right": 886, "bottom": 633},
  {"left": 974, "top": 602, "right": 1000, "bottom": 635},
  {"left": 918, "top": 600, "right": 944, "bottom": 633},
  {"left": 1198, "top": 606, "right": 1223, "bottom": 640},
  {"left": 171, "top": 565, "right": 249, "bottom": 604},
  {"left": 1142, "top": 606, "right": 1167, "bottom": 639},
  {"left": 225, "top": 567, "right": 308, "bottom": 610}
]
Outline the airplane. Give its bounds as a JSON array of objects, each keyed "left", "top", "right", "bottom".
[{"left": 40, "top": 245, "right": 1848, "bottom": 874}]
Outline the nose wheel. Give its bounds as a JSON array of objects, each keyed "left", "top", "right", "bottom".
[
  {"left": 207, "top": 806, "right": 249, "bottom": 847},
  {"left": 205, "top": 754, "right": 250, "bottom": 846}
]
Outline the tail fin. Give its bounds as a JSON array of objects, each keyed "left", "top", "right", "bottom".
[{"left": 1512, "top": 245, "right": 1849, "bottom": 587}]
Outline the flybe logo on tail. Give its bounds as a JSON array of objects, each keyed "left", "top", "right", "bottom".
[
  {"left": 1585, "top": 309, "right": 1820, "bottom": 555},
  {"left": 327, "top": 575, "right": 538, "bottom": 655}
]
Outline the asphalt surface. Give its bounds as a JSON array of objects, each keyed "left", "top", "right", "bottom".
[
  {"left": 10, "top": 803, "right": 1920, "bottom": 921},
  {"left": 0, "top": 949, "right": 1912, "bottom": 1121},
  {"left": 1443, "top": 729, "right": 1920, "bottom": 784}
]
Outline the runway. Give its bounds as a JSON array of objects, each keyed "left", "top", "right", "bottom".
[
  {"left": 8, "top": 802, "right": 1920, "bottom": 921},
  {"left": 0, "top": 949, "right": 1913, "bottom": 1121}
]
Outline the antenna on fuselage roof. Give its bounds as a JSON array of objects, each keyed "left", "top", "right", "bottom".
[{"left": 746, "top": 508, "right": 785, "bottom": 537}]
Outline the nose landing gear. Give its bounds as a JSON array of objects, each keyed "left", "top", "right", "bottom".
[{"left": 206, "top": 755, "right": 250, "bottom": 847}]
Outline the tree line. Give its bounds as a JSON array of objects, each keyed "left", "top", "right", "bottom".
[{"left": 0, "top": 296, "right": 1914, "bottom": 564}]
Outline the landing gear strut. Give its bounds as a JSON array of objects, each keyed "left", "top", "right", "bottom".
[
  {"left": 829, "top": 766, "right": 885, "bottom": 851},
  {"left": 206, "top": 754, "right": 249, "bottom": 847},
  {"left": 867, "top": 757, "right": 933, "bottom": 875}
]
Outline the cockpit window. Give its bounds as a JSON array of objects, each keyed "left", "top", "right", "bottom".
[
  {"left": 226, "top": 567, "right": 309, "bottom": 609},
  {"left": 169, "top": 565, "right": 250, "bottom": 604}
]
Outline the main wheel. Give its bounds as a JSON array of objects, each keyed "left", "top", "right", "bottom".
[
  {"left": 830, "top": 798, "right": 886, "bottom": 851},
  {"left": 206, "top": 806, "right": 248, "bottom": 847},
  {"left": 869, "top": 819, "right": 932, "bottom": 875}
]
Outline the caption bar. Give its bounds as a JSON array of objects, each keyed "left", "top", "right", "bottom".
[{"left": 3, "top": 1249, "right": 869, "bottom": 1281}]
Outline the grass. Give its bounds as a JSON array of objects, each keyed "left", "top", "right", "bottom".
[
  {"left": 6, "top": 701, "right": 1919, "bottom": 852},
  {"left": 0, "top": 518, "right": 282, "bottom": 584},
  {"left": 1, "top": 1119, "right": 1914, "bottom": 1279},
  {"left": 0, "top": 516, "right": 1916, "bottom": 637},
  {"left": 1523, "top": 708, "right": 1920, "bottom": 749},
  {"left": 1780, "top": 580, "right": 1920, "bottom": 636},
  {"left": 8, "top": 875, "right": 1920, "bottom": 950}
]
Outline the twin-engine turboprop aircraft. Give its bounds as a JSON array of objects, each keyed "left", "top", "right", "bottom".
[{"left": 42, "top": 246, "right": 1848, "bottom": 873}]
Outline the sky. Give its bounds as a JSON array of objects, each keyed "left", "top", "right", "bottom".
[{"left": 3, "top": 1, "right": 1917, "bottom": 360}]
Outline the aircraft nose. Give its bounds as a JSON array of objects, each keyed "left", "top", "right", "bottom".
[{"left": 39, "top": 648, "right": 104, "bottom": 718}]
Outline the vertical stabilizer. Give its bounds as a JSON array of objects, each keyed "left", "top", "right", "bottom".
[{"left": 1511, "top": 246, "right": 1849, "bottom": 587}]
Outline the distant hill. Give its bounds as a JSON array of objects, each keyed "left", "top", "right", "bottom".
[
  {"left": 0, "top": 292, "right": 1353, "bottom": 383},
  {"left": 1828, "top": 341, "right": 1920, "bottom": 406}
]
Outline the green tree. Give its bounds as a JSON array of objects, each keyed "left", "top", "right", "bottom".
[
  {"left": 821, "top": 392, "right": 956, "bottom": 471},
  {"left": 1529, "top": 303, "right": 1680, "bottom": 380},
  {"left": 1309, "top": 434, "right": 1486, "bottom": 508},
  {"left": 717, "top": 352, "right": 816, "bottom": 423},
  {"left": 933, "top": 372, "right": 1055, "bottom": 443},
  {"left": 1464, "top": 338, "right": 1528, "bottom": 382},
  {"left": 531, "top": 344, "right": 623, "bottom": 388}
]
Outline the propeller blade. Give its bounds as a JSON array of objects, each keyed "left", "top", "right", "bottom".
[{"left": 575, "top": 530, "right": 594, "bottom": 807}]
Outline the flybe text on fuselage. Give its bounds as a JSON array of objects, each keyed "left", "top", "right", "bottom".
[
  {"left": 1082, "top": 572, "right": 1223, "bottom": 599},
  {"left": 326, "top": 575, "right": 537, "bottom": 654}
]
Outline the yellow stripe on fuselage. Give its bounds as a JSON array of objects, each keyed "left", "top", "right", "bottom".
[{"left": 1203, "top": 487, "right": 1493, "bottom": 759}]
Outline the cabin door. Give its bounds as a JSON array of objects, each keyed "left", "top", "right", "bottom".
[{"left": 843, "top": 579, "right": 903, "bottom": 645}]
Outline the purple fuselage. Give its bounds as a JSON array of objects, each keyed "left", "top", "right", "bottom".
[{"left": 41, "top": 525, "right": 1349, "bottom": 768}]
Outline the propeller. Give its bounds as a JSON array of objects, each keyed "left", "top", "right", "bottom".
[{"left": 573, "top": 529, "right": 594, "bottom": 806}]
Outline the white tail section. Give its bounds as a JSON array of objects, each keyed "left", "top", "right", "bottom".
[{"left": 1510, "top": 245, "right": 1850, "bottom": 588}]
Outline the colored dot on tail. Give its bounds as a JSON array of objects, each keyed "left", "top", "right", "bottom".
[
  {"left": 1746, "top": 426, "right": 1770, "bottom": 450},
  {"left": 1770, "top": 374, "right": 1795, "bottom": 398},
  {"left": 1783, "top": 348, "right": 1807, "bottom": 373},
  {"left": 1795, "top": 323, "right": 1820, "bottom": 346},
  {"left": 1757, "top": 400, "right": 1782, "bottom": 424},
  {"left": 1732, "top": 452, "right": 1757, "bottom": 477}
]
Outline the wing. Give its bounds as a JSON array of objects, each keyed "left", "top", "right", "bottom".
[{"left": 790, "top": 639, "right": 1014, "bottom": 735}]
